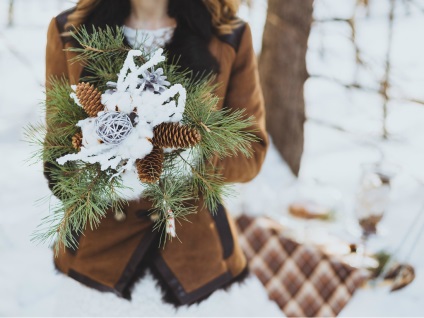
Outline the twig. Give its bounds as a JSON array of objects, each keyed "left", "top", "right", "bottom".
[
  {"left": 307, "top": 117, "right": 352, "bottom": 134},
  {"left": 82, "top": 45, "right": 105, "bottom": 53},
  {"left": 200, "top": 121, "right": 211, "bottom": 133},
  {"left": 309, "top": 74, "right": 379, "bottom": 93},
  {"left": 400, "top": 97, "right": 424, "bottom": 106},
  {"left": 313, "top": 18, "right": 351, "bottom": 23},
  {"left": 56, "top": 166, "right": 102, "bottom": 244},
  {"left": 310, "top": 74, "right": 424, "bottom": 107},
  {"left": 380, "top": 0, "right": 396, "bottom": 139},
  {"left": 176, "top": 153, "right": 213, "bottom": 191}
]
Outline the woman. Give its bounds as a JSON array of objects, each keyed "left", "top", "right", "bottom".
[{"left": 46, "top": 0, "right": 275, "bottom": 314}]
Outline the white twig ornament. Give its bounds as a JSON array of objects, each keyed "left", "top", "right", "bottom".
[
  {"left": 95, "top": 112, "right": 133, "bottom": 145},
  {"left": 166, "top": 208, "right": 176, "bottom": 238}
]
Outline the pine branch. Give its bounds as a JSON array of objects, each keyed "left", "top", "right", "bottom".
[
  {"left": 23, "top": 122, "right": 47, "bottom": 164},
  {"left": 67, "top": 26, "right": 141, "bottom": 89},
  {"left": 143, "top": 176, "right": 196, "bottom": 245},
  {"left": 172, "top": 75, "right": 260, "bottom": 160},
  {"left": 32, "top": 162, "right": 127, "bottom": 254},
  {"left": 68, "top": 25, "right": 130, "bottom": 61},
  {"left": 176, "top": 152, "right": 232, "bottom": 212}
]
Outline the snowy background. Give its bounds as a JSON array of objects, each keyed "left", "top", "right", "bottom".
[{"left": 1, "top": 0, "right": 424, "bottom": 316}]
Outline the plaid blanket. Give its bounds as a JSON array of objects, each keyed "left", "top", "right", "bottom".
[{"left": 236, "top": 215, "right": 368, "bottom": 317}]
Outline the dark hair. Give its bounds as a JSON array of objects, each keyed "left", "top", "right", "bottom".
[
  {"left": 79, "top": 0, "right": 219, "bottom": 75},
  {"left": 82, "top": 0, "right": 128, "bottom": 29}
]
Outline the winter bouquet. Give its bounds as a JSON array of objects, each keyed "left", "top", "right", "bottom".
[{"left": 26, "top": 27, "right": 257, "bottom": 252}]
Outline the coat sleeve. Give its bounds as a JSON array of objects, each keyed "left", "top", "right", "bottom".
[
  {"left": 44, "top": 18, "right": 69, "bottom": 192},
  {"left": 46, "top": 17, "right": 69, "bottom": 87},
  {"left": 214, "top": 24, "right": 268, "bottom": 183}
]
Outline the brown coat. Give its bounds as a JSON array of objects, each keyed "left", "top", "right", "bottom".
[{"left": 46, "top": 10, "right": 268, "bottom": 305}]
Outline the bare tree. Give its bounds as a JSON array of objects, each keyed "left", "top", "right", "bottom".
[
  {"left": 259, "top": 0, "right": 314, "bottom": 176},
  {"left": 381, "top": 0, "right": 396, "bottom": 139},
  {"left": 311, "top": 0, "right": 406, "bottom": 140},
  {"left": 7, "top": 0, "right": 14, "bottom": 27}
]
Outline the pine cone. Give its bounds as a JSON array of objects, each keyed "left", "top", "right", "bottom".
[
  {"left": 72, "top": 131, "right": 83, "bottom": 151},
  {"left": 152, "top": 123, "right": 201, "bottom": 149},
  {"left": 136, "top": 147, "right": 164, "bottom": 183},
  {"left": 75, "top": 82, "right": 104, "bottom": 117}
]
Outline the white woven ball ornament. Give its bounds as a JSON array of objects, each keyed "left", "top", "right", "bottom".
[{"left": 95, "top": 111, "right": 133, "bottom": 145}]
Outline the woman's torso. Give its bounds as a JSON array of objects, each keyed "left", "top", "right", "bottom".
[{"left": 48, "top": 8, "right": 252, "bottom": 305}]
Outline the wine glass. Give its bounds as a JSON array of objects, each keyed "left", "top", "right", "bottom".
[{"left": 354, "top": 162, "right": 398, "bottom": 264}]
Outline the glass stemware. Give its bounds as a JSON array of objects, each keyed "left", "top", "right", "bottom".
[{"left": 354, "top": 162, "right": 398, "bottom": 264}]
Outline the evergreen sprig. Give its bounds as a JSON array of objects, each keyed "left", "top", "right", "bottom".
[
  {"left": 35, "top": 162, "right": 127, "bottom": 254},
  {"left": 28, "top": 26, "right": 259, "bottom": 251},
  {"left": 69, "top": 25, "right": 130, "bottom": 62}
]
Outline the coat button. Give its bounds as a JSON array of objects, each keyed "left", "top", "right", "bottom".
[{"left": 114, "top": 211, "right": 126, "bottom": 222}]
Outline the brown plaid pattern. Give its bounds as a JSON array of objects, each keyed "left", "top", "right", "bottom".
[{"left": 236, "top": 215, "right": 368, "bottom": 317}]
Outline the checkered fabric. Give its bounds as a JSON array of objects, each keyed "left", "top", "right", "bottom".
[{"left": 236, "top": 215, "right": 368, "bottom": 317}]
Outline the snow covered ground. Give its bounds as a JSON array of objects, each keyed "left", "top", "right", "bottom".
[{"left": 1, "top": 0, "right": 424, "bottom": 316}]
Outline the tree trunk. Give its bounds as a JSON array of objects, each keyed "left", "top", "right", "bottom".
[{"left": 259, "top": 0, "right": 313, "bottom": 176}]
